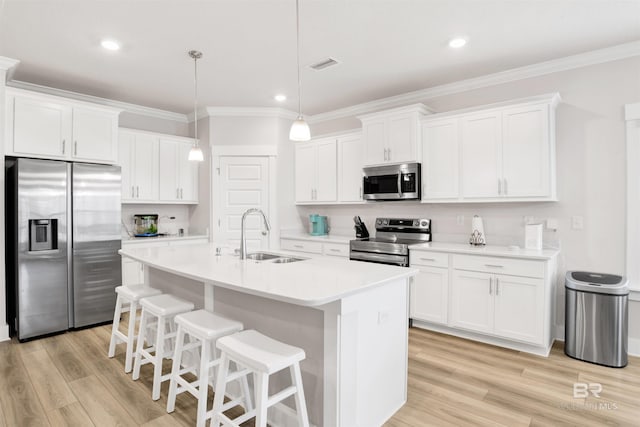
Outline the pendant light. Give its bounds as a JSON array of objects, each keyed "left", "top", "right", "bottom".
[
  {"left": 188, "top": 50, "right": 204, "bottom": 161},
  {"left": 289, "top": 0, "right": 311, "bottom": 141}
]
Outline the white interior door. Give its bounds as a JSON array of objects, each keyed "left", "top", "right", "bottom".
[{"left": 217, "top": 156, "right": 270, "bottom": 252}]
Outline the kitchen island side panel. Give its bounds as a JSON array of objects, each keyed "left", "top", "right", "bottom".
[{"left": 211, "top": 286, "right": 325, "bottom": 426}]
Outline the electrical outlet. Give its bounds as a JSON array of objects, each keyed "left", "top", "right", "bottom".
[
  {"left": 546, "top": 218, "right": 558, "bottom": 230},
  {"left": 456, "top": 215, "right": 464, "bottom": 225},
  {"left": 571, "top": 216, "right": 584, "bottom": 230},
  {"left": 523, "top": 216, "right": 534, "bottom": 225}
]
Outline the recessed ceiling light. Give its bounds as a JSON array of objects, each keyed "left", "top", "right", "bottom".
[
  {"left": 274, "top": 94, "right": 287, "bottom": 102},
  {"left": 448, "top": 37, "right": 467, "bottom": 48},
  {"left": 101, "top": 39, "right": 120, "bottom": 51}
]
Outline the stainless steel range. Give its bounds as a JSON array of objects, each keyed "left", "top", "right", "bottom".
[{"left": 349, "top": 218, "right": 431, "bottom": 266}]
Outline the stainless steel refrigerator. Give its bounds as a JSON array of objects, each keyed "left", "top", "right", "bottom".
[{"left": 5, "top": 158, "right": 122, "bottom": 340}]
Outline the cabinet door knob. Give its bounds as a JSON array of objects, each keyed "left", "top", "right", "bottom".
[
  {"left": 177, "top": 188, "right": 180, "bottom": 199},
  {"left": 62, "top": 140, "right": 66, "bottom": 154},
  {"left": 485, "top": 264, "right": 504, "bottom": 268},
  {"left": 498, "top": 179, "right": 502, "bottom": 195},
  {"left": 136, "top": 186, "right": 139, "bottom": 197},
  {"left": 496, "top": 277, "right": 500, "bottom": 295},
  {"left": 180, "top": 188, "right": 183, "bottom": 199},
  {"left": 489, "top": 277, "right": 493, "bottom": 295},
  {"left": 74, "top": 141, "right": 78, "bottom": 156},
  {"left": 131, "top": 186, "right": 135, "bottom": 198},
  {"left": 503, "top": 179, "right": 508, "bottom": 195}
]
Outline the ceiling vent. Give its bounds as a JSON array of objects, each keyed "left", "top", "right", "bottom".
[{"left": 309, "top": 57, "right": 340, "bottom": 71}]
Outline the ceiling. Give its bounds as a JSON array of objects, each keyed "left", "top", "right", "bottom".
[{"left": 1, "top": 0, "right": 639, "bottom": 116}]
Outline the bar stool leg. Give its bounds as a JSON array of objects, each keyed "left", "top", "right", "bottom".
[
  {"left": 152, "top": 316, "right": 167, "bottom": 401},
  {"left": 238, "top": 361, "right": 253, "bottom": 412},
  {"left": 132, "top": 309, "right": 148, "bottom": 381},
  {"left": 108, "top": 294, "right": 123, "bottom": 358},
  {"left": 291, "top": 363, "right": 309, "bottom": 427},
  {"left": 196, "top": 337, "right": 210, "bottom": 427},
  {"left": 254, "top": 372, "right": 269, "bottom": 427},
  {"left": 211, "top": 353, "right": 229, "bottom": 427},
  {"left": 124, "top": 299, "right": 138, "bottom": 373},
  {"left": 166, "top": 325, "right": 185, "bottom": 413}
]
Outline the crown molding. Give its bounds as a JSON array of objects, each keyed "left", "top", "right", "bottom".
[
  {"left": 0, "top": 56, "right": 20, "bottom": 73},
  {"left": 6, "top": 80, "right": 189, "bottom": 122},
  {"left": 309, "top": 40, "right": 640, "bottom": 124},
  {"left": 205, "top": 106, "right": 297, "bottom": 120}
]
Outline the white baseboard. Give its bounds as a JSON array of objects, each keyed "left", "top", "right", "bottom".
[
  {"left": 0, "top": 323, "right": 9, "bottom": 342},
  {"left": 554, "top": 325, "right": 565, "bottom": 342}
]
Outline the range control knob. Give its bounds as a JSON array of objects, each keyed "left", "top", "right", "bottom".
[
  {"left": 413, "top": 220, "right": 419, "bottom": 227},
  {"left": 376, "top": 219, "right": 382, "bottom": 226},
  {"left": 421, "top": 220, "right": 429, "bottom": 227},
  {"left": 382, "top": 219, "right": 389, "bottom": 225}
]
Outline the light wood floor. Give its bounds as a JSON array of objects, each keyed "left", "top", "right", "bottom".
[{"left": 0, "top": 322, "right": 638, "bottom": 426}]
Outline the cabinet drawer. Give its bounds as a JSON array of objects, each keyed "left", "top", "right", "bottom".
[
  {"left": 323, "top": 242, "right": 349, "bottom": 257},
  {"left": 280, "top": 239, "right": 323, "bottom": 254},
  {"left": 453, "top": 254, "right": 544, "bottom": 278},
  {"left": 410, "top": 251, "right": 449, "bottom": 268}
]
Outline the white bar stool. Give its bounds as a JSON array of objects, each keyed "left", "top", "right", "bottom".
[
  {"left": 132, "top": 294, "right": 194, "bottom": 400},
  {"left": 212, "top": 330, "right": 309, "bottom": 427},
  {"left": 108, "top": 285, "right": 163, "bottom": 373},
  {"left": 166, "top": 310, "right": 251, "bottom": 427}
]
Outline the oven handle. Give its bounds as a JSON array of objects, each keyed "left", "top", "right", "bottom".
[{"left": 349, "top": 251, "right": 408, "bottom": 266}]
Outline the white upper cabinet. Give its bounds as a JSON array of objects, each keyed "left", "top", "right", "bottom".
[
  {"left": 72, "top": 107, "right": 118, "bottom": 163},
  {"left": 337, "top": 133, "right": 364, "bottom": 203},
  {"left": 359, "top": 104, "right": 431, "bottom": 166},
  {"left": 501, "top": 104, "right": 550, "bottom": 197},
  {"left": 119, "top": 130, "right": 159, "bottom": 202},
  {"left": 421, "top": 93, "right": 560, "bottom": 203},
  {"left": 461, "top": 112, "right": 503, "bottom": 199},
  {"left": 158, "top": 138, "right": 199, "bottom": 203},
  {"left": 118, "top": 129, "right": 196, "bottom": 204},
  {"left": 421, "top": 118, "right": 459, "bottom": 200},
  {"left": 6, "top": 88, "right": 120, "bottom": 164},
  {"left": 294, "top": 138, "right": 337, "bottom": 203}
]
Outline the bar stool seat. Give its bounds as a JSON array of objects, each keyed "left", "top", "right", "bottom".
[
  {"left": 166, "top": 310, "right": 250, "bottom": 427},
  {"left": 132, "top": 294, "right": 194, "bottom": 400},
  {"left": 212, "top": 330, "right": 309, "bottom": 427},
  {"left": 108, "top": 285, "right": 162, "bottom": 373}
]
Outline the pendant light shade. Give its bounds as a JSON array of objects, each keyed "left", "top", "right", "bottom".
[
  {"left": 188, "top": 145, "right": 204, "bottom": 161},
  {"left": 289, "top": 0, "right": 310, "bottom": 141},
  {"left": 289, "top": 115, "right": 311, "bottom": 141},
  {"left": 188, "top": 50, "right": 204, "bottom": 161}
]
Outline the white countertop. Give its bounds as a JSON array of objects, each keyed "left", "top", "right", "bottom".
[
  {"left": 280, "top": 230, "right": 353, "bottom": 244},
  {"left": 409, "top": 241, "right": 559, "bottom": 260},
  {"left": 121, "top": 234, "right": 208, "bottom": 245},
  {"left": 119, "top": 243, "right": 417, "bottom": 307}
]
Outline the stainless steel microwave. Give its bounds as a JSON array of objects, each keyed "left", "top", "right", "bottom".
[{"left": 362, "top": 163, "right": 421, "bottom": 201}]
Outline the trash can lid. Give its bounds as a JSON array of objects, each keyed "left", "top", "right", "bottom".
[{"left": 565, "top": 271, "right": 629, "bottom": 295}]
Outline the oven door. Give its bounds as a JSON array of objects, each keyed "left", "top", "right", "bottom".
[{"left": 350, "top": 251, "right": 408, "bottom": 266}]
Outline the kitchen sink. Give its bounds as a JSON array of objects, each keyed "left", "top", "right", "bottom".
[
  {"left": 271, "top": 257, "right": 305, "bottom": 264},
  {"left": 246, "top": 252, "right": 281, "bottom": 261}
]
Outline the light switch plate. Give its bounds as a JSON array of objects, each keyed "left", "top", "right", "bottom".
[
  {"left": 456, "top": 215, "right": 464, "bottom": 226},
  {"left": 546, "top": 218, "right": 558, "bottom": 230}
]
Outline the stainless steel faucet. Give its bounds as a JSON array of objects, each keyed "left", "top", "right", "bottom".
[{"left": 239, "top": 208, "right": 271, "bottom": 259}]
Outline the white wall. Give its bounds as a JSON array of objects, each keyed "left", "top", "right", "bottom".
[
  {"left": 188, "top": 117, "right": 211, "bottom": 236},
  {"left": 289, "top": 56, "right": 640, "bottom": 346},
  {"left": 0, "top": 68, "right": 8, "bottom": 340},
  {"left": 119, "top": 112, "right": 189, "bottom": 137}
]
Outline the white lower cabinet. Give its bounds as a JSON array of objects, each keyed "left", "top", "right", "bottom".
[
  {"left": 450, "top": 259, "right": 545, "bottom": 345},
  {"left": 280, "top": 237, "right": 349, "bottom": 258},
  {"left": 410, "top": 248, "right": 556, "bottom": 355},
  {"left": 410, "top": 266, "right": 448, "bottom": 325}
]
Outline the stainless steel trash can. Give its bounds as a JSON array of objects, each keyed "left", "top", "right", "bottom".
[{"left": 565, "top": 271, "right": 628, "bottom": 368}]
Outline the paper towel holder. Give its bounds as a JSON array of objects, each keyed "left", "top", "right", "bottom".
[{"left": 469, "top": 215, "right": 486, "bottom": 246}]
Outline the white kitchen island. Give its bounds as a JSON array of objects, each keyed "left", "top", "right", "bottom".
[{"left": 119, "top": 243, "right": 418, "bottom": 427}]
